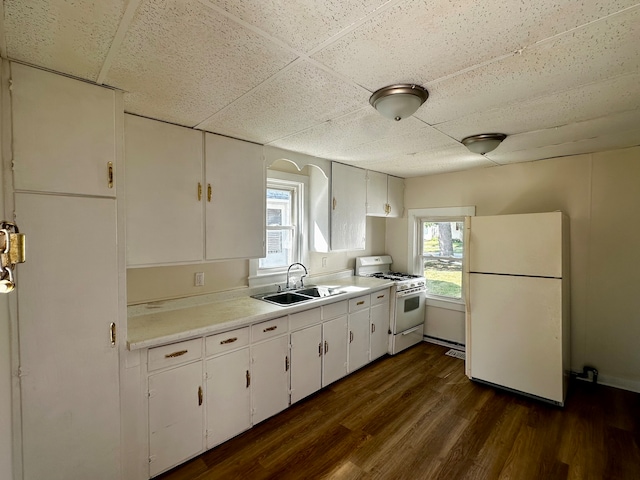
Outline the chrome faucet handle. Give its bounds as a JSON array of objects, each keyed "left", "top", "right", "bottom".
[{"left": 300, "top": 274, "right": 307, "bottom": 287}]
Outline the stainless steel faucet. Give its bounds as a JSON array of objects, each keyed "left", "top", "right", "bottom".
[{"left": 286, "top": 263, "right": 308, "bottom": 290}]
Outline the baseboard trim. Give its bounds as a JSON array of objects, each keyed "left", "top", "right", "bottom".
[
  {"left": 423, "top": 335, "right": 465, "bottom": 351},
  {"left": 596, "top": 374, "right": 640, "bottom": 394}
]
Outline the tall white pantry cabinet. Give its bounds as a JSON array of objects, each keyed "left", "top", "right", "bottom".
[{"left": 5, "top": 62, "right": 124, "bottom": 479}]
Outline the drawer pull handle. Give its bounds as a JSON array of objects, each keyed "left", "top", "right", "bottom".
[
  {"left": 349, "top": 331, "right": 354, "bottom": 343},
  {"left": 285, "top": 355, "right": 289, "bottom": 371},
  {"left": 246, "top": 370, "right": 251, "bottom": 388},
  {"left": 198, "top": 386, "right": 203, "bottom": 406},
  {"left": 220, "top": 337, "right": 238, "bottom": 345},
  {"left": 264, "top": 325, "right": 278, "bottom": 332},
  {"left": 165, "top": 349, "right": 188, "bottom": 358},
  {"left": 357, "top": 301, "right": 365, "bottom": 306},
  {"left": 377, "top": 295, "right": 385, "bottom": 299}
]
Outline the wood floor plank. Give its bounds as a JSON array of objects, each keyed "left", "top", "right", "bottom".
[{"left": 156, "top": 343, "right": 640, "bottom": 480}]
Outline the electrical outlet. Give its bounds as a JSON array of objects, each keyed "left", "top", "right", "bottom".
[
  {"left": 322, "top": 257, "right": 327, "bottom": 267},
  {"left": 195, "top": 272, "right": 205, "bottom": 287}
]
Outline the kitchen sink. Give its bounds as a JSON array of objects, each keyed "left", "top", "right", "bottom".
[{"left": 252, "top": 285, "right": 347, "bottom": 306}]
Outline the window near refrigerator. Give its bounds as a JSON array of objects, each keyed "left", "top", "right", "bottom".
[
  {"left": 259, "top": 181, "right": 300, "bottom": 270},
  {"left": 419, "top": 220, "right": 464, "bottom": 300}
]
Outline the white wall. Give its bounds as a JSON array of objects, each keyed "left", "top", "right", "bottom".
[{"left": 386, "top": 147, "right": 640, "bottom": 392}]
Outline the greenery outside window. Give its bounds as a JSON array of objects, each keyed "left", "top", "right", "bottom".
[{"left": 419, "top": 220, "right": 464, "bottom": 300}]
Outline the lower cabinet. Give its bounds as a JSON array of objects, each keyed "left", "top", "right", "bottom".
[
  {"left": 148, "top": 361, "right": 204, "bottom": 477},
  {"left": 322, "top": 315, "right": 348, "bottom": 385},
  {"left": 290, "top": 324, "right": 323, "bottom": 404},
  {"left": 206, "top": 347, "right": 251, "bottom": 449},
  {"left": 251, "top": 335, "right": 290, "bottom": 424},
  {"left": 348, "top": 308, "right": 371, "bottom": 372},
  {"left": 370, "top": 291, "right": 391, "bottom": 361}
]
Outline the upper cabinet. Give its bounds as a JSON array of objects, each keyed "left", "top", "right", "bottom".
[
  {"left": 366, "top": 170, "right": 404, "bottom": 218},
  {"left": 125, "top": 115, "right": 204, "bottom": 266},
  {"left": 11, "top": 63, "right": 117, "bottom": 197},
  {"left": 125, "top": 119, "right": 265, "bottom": 266},
  {"left": 205, "top": 133, "right": 265, "bottom": 261},
  {"left": 331, "top": 163, "right": 366, "bottom": 251}
]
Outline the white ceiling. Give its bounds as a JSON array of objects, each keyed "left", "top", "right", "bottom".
[{"left": 3, "top": 0, "right": 640, "bottom": 177}]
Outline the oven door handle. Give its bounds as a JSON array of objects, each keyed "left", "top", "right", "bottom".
[{"left": 401, "top": 326, "right": 421, "bottom": 336}]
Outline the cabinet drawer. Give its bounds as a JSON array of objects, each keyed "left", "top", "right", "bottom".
[
  {"left": 371, "top": 288, "right": 391, "bottom": 306},
  {"left": 349, "top": 295, "right": 370, "bottom": 312},
  {"left": 290, "top": 308, "right": 321, "bottom": 331},
  {"left": 148, "top": 338, "right": 202, "bottom": 372},
  {"left": 322, "top": 300, "right": 348, "bottom": 320},
  {"left": 252, "top": 316, "right": 288, "bottom": 343},
  {"left": 206, "top": 327, "right": 250, "bottom": 356}
]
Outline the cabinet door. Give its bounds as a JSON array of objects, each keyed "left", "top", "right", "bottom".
[
  {"left": 290, "top": 325, "right": 322, "bottom": 404},
  {"left": 149, "top": 362, "right": 204, "bottom": 477},
  {"left": 322, "top": 315, "right": 348, "bottom": 386},
  {"left": 205, "top": 133, "right": 265, "bottom": 260},
  {"left": 206, "top": 348, "right": 251, "bottom": 448},
  {"left": 125, "top": 115, "right": 204, "bottom": 266},
  {"left": 348, "top": 309, "right": 371, "bottom": 372},
  {"left": 11, "top": 63, "right": 116, "bottom": 197},
  {"left": 251, "top": 336, "right": 290, "bottom": 424},
  {"left": 386, "top": 175, "right": 404, "bottom": 218},
  {"left": 331, "top": 163, "right": 366, "bottom": 250},
  {"left": 370, "top": 301, "right": 391, "bottom": 360},
  {"left": 15, "top": 193, "right": 121, "bottom": 480},
  {"left": 366, "top": 170, "right": 388, "bottom": 217}
]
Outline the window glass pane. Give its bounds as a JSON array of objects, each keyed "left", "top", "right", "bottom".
[
  {"left": 259, "top": 229, "right": 293, "bottom": 269},
  {"left": 266, "top": 188, "right": 292, "bottom": 226},
  {"left": 422, "top": 221, "right": 463, "bottom": 299}
]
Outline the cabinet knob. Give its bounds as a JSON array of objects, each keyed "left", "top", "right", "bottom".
[
  {"left": 332, "top": 197, "right": 337, "bottom": 210},
  {"left": 207, "top": 183, "right": 212, "bottom": 202},
  {"left": 246, "top": 369, "right": 251, "bottom": 388},
  {"left": 107, "top": 162, "right": 114, "bottom": 189},
  {"left": 198, "top": 386, "right": 203, "bottom": 406},
  {"left": 164, "top": 349, "right": 188, "bottom": 358},
  {"left": 349, "top": 331, "right": 354, "bottom": 343},
  {"left": 109, "top": 322, "right": 116, "bottom": 347},
  {"left": 197, "top": 182, "right": 202, "bottom": 201},
  {"left": 285, "top": 355, "right": 289, "bottom": 372},
  {"left": 220, "top": 337, "right": 238, "bottom": 345},
  {"left": 318, "top": 342, "right": 322, "bottom": 357},
  {"left": 324, "top": 340, "right": 329, "bottom": 354},
  {"left": 371, "top": 323, "right": 375, "bottom": 333}
]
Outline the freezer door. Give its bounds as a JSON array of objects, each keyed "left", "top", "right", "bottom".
[
  {"left": 468, "top": 273, "right": 565, "bottom": 404},
  {"left": 469, "top": 212, "right": 564, "bottom": 277}
]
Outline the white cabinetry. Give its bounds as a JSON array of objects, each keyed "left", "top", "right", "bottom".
[
  {"left": 125, "top": 114, "right": 204, "bottom": 266},
  {"left": 11, "top": 63, "right": 117, "bottom": 197},
  {"left": 206, "top": 346, "right": 251, "bottom": 448},
  {"left": 290, "top": 324, "right": 322, "bottom": 404},
  {"left": 251, "top": 333, "right": 290, "bottom": 424},
  {"left": 348, "top": 295, "right": 371, "bottom": 372},
  {"left": 322, "top": 314, "right": 349, "bottom": 385},
  {"left": 148, "top": 361, "right": 204, "bottom": 477},
  {"left": 10, "top": 63, "right": 122, "bottom": 480},
  {"left": 366, "top": 170, "right": 404, "bottom": 218},
  {"left": 331, "top": 162, "right": 366, "bottom": 250},
  {"left": 205, "top": 133, "right": 265, "bottom": 261},
  {"left": 370, "top": 289, "right": 391, "bottom": 360}
]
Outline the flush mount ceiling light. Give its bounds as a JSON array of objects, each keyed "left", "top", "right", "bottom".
[
  {"left": 369, "top": 84, "right": 429, "bottom": 121},
  {"left": 461, "top": 133, "right": 507, "bottom": 155}
]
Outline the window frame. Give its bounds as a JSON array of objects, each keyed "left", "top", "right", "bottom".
[
  {"left": 407, "top": 206, "right": 475, "bottom": 311},
  {"left": 249, "top": 171, "right": 308, "bottom": 286}
]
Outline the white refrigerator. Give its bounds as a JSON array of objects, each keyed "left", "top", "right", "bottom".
[{"left": 465, "top": 212, "right": 570, "bottom": 406}]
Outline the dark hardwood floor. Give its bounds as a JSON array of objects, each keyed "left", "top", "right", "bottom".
[{"left": 157, "top": 343, "right": 640, "bottom": 480}]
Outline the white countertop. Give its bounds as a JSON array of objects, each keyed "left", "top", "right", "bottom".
[{"left": 127, "top": 276, "right": 393, "bottom": 350}]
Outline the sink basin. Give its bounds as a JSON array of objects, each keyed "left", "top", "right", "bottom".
[
  {"left": 258, "top": 292, "right": 313, "bottom": 306},
  {"left": 295, "top": 286, "right": 345, "bottom": 298},
  {"left": 252, "top": 285, "right": 347, "bottom": 306}
]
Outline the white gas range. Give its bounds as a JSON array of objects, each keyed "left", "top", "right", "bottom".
[{"left": 356, "top": 255, "right": 426, "bottom": 355}]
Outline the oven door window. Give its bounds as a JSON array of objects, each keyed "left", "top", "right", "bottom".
[
  {"left": 404, "top": 296, "right": 420, "bottom": 313},
  {"left": 395, "top": 293, "right": 425, "bottom": 333}
]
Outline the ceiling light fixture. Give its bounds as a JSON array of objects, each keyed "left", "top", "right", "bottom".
[
  {"left": 461, "top": 133, "right": 507, "bottom": 155},
  {"left": 369, "top": 84, "right": 429, "bottom": 121}
]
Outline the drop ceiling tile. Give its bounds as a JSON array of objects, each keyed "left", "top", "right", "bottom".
[
  {"left": 436, "top": 73, "right": 640, "bottom": 141},
  {"left": 4, "top": 0, "right": 127, "bottom": 81},
  {"left": 333, "top": 124, "right": 460, "bottom": 164},
  {"left": 203, "top": 0, "right": 390, "bottom": 53},
  {"left": 349, "top": 146, "right": 495, "bottom": 178},
  {"left": 487, "top": 109, "right": 640, "bottom": 164},
  {"left": 312, "top": 0, "right": 638, "bottom": 90},
  {"left": 197, "top": 60, "right": 371, "bottom": 144},
  {"left": 268, "top": 107, "right": 427, "bottom": 158},
  {"left": 104, "top": 0, "right": 297, "bottom": 126},
  {"left": 421, "top": 7, "right": 640, "bottom": 125}
]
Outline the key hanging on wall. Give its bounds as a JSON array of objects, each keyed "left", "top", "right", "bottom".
[{"left": 0, "top": 222, "right": 26, "bottom": 293}]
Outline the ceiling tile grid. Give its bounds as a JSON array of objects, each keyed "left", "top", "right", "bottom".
[
  {"left": 103, "top": 0, "right": 297, "bottom": 126},
  {"left": 197, "top": 59, "right": 371, "bottom": 143},
  {"left": 4, "top": 0, "right": 128, "bottom": 80}
]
